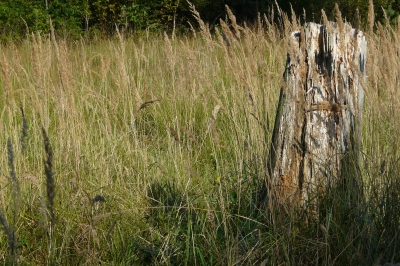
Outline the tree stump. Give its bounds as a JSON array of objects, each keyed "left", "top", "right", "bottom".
[{"left": 267, "top": 22, "right": 367, "bottom": 206}]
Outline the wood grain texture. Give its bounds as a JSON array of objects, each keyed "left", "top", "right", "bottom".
[{"left": 266, "top": 22, "right": 367, "bottom": 206}]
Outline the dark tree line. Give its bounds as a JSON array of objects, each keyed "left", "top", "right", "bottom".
[{"left": 0, "top": 0, "right": 398, "bottom": 40}]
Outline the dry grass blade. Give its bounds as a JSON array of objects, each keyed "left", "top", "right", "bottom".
[
  {"left": 225, "top": 5, "right": 241, "bottom": 39},
  {"left": 321, "top": 10, "right": 329, "bottom": 29},
  {"left": 335, "top": 3, "right": 344, "bottom": 35},
  {"left": 368, "top": 0, "right": 375, "bottom": 34},
  {"left": 220, "top": 19, "right": 234, "bottom": 47},
  {"left": 169, "top": 126, "right": 180, "bottom": 143},
  {"left": 290, "top": 4, "right": 298, "bottom": 29},
  {"left": 137, "top": 99, "right": 160, "bottom": 112},
  {"left": 49, "top": 18, "right": 65, "bottom": 92},
  {"left": 0, "top": 52, "right": 12, "bottom": 102},
  {"left": 187, "top": 1, "right": 211, "bottom": 41}
]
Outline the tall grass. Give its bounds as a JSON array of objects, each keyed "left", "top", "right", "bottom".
[{"left": 0, "top": 4, "right": 399, "bottom": 265}]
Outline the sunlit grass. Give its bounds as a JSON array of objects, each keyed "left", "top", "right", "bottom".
[{"left": 0, "top": 4, "right": 399, "bottom": 265}]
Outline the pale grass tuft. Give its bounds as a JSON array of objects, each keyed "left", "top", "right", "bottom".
[
  {"left": 99, "top": 54, "right": 110, "bottom": 83},
  {"left": 187, "top": 1, "right": 211, "bottom": 41},
  {"left": 31, "top": 33, "right": 43, "bottom": 86},
  {"left": 187, "top": 21, "right": 197, "bottom": 38},
  {"left": 114, "top": 28, "right": 142, "bottom": 106},
  {"left": 368, "top": 0, "right": 375, "bottom": 33},
  {"left": 163, "top": 32, "right": 175, "bottom": 69},
  {"left": 215, "top": 27, "right": 228, "bottom": 51},
  {"left": 274, "top": 0, "right": 283, "bottom": 18},
  {"left": 263, "top": 13, "right": 278, "bottom": 41},
  {"left": 30, "top": 33, "right": 52, "bottom": 96},
  {"left": 59, "top": 41, "right": 75, "bottom": 92},
  {"left": 277, "top": 3, "right": 291, "bottom": 37},
  {"left": 335, "top": 3, "right": 344, "bottom": 35},
  {"left": 290, "top": 4, "right": 299, "bottom": 29},
  {"left": 211, "top": 105, "right": 221, "bottom": 121},
  {"left": 321, "top": 10, "right": 329, "bottom": 29},
  {"left": 381, "top": 6, "right": 390, "bottom": 27},
  {"left": 220, "top": 19, "right": 235, "bottom": 47},
  {"left": 0, "top": 52, "right": 12, "bottom": 103},
  {"left": 225, "top": 5, "right": 242, "bottom": 39},
  {"left": 49, "top": 19, "right": 64, "bottom": 92}
]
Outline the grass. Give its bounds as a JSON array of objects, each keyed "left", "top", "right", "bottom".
[{"left": 0, "top": 4, "right": 400, "bottom": 265}]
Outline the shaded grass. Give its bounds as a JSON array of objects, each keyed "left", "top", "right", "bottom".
[{"left": 0, "top": 4, "right": 399, "bottom": 265}]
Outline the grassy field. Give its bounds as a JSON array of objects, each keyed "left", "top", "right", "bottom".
[{"left": 0, "top": 6, "right": 400, "bottom": 265}]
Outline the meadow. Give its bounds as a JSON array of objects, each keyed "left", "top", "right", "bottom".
[{"left": 0, "top": 6, "right": 400, "bottom": 265}]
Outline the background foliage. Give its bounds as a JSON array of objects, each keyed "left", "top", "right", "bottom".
[{"left": 0, "top": 0, "right": 399, "bottom": 39}]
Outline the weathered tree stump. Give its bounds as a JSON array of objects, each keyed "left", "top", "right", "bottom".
[{"left": 267, "top": 22, "right": 367, "bottom": 206}]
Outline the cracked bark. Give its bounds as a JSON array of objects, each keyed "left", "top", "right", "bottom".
[{"left": 266, "top": 22, "right": 367, "bottom": 206}]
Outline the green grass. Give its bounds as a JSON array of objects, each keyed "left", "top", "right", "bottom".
[{"left": 0, "top": 6, "right": 400, "bottom": 265}]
